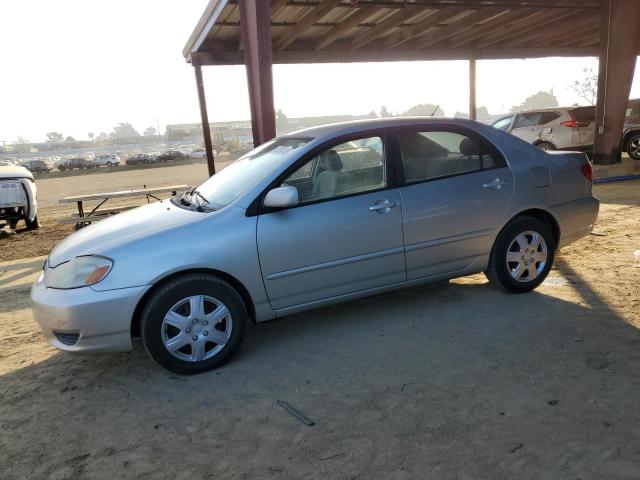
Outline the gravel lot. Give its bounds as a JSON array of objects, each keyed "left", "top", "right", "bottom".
[{"left": 1, "top": 176, "right": 639, "bottom": 479}]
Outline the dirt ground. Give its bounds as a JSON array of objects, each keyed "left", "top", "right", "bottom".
[
  {"left": 1, "top": 176, "right": 640, "bottom": 479},
  {"left": 0, "top": 161, "right": 222, "bottom": 261}
]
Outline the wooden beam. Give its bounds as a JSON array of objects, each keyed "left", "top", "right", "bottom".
[
  {"left": 316, "top": 6, "right": 384, "bottom": 50},
  {"left": 384, "top": 7, "right": 468, "bottom": 49},
  {"left": 233, "top": 0, "right": 600, "bottom": 9},
  {"left": 275, "top": 0, "right": 342, "bottom": 51},
  {"left": 271, "top": 0, "right": 290, "bottom": 18},
  {"left": 192, "top": 46, "right": 600, "bottom": 66},
  {"left": 447, "top": 9, "right": 541, "bottom": 48},
  {"left": 593, "top": 0, "right": 640, "bottom": 164},
  {"left": 469, "top": 58, "right": 476, "bottom": 121},
  {"left": 193, "top": 65, "right": 216, "bottom": 176},
  {"left": 530, "top": 21, "right": 600, "bottom": 48},
  {"left": 508, "top": 14, "right": 598, "bottom": 47},
  {"left": 240, "top": 0, "right": 276, "bottom": 146},
  {"left": 348, "top": 6, "right": 428, "bottom": 50},
  {"left": 480, "top": 9, "right": 576, "bottom": 47},
  {"left": 418, "top": 8, "right": 505, "bottom": 49}
]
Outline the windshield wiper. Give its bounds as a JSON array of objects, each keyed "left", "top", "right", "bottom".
[{"left": 190, "top": 188, "right": 213, "bottom": 212}]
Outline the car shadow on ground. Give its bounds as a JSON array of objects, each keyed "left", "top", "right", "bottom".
[{"left": 2, "top": 262, "right": 640, "bottom": 478}]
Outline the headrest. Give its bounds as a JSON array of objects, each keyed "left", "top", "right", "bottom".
[
  {"left": 459, "top": 138, "right": 479, "bottom": 157},
  {"left": 321, "top": 150, "right": 343, "bottom": 172}
]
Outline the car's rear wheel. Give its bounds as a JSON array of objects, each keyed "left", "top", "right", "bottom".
[
  {"left": 626, "top": 133, "right": 640, "bottom": 160},
  {"left": 140, "top": 274, "right": 247, "bottom": 374},
  {"left": 485, "top": 216, "right": 555, "bottom": 293},
  {"left": 536, "top": 141, "right": 555, "bottom": 151}
]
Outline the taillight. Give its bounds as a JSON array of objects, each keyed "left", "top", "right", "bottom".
[
  {"left": 561, "top": 120, "right": 580, "bottom": 128},
  {"left": 581, "top": 162, "right": 593, "bottom": 182},
  {"left": 562, "top": 110, "right": 589, "bottom": 128}
]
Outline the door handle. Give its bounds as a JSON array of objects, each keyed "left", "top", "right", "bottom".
[
  {"left": 369, "top": 199, "right": 398, "bottom": 212},
  {"left": 483, "top": 178, "right": 506, "bottom": 190}
]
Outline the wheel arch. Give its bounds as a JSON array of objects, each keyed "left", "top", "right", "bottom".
[
  {"left": 130, "top": 268, "right": 257, "bottom": 338},
  {"left": 532, "top": 139, "right": 556, "bottom": 149},
  {"left": 504, "top": 208, "right": 561, "bottom": 246}
]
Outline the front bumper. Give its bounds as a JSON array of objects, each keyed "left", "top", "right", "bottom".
[{"left": 31, "top": 274, "right": 149, "bottom": 353}]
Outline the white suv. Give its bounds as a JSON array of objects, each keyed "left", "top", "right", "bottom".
[
  {"left": 92, "top": 154, "right": 120, "bottom": 167},
  {"left": 492, "top": 106, "right": 595, "bottom": 154}
]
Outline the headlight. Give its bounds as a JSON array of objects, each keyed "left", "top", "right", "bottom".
[{"left": 45, "top": 256, "right": 113, "bottom": 289}]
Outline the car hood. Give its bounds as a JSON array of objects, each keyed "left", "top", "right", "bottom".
[{"left": 48, "top": 200, "right": 202, "bottom": 267}]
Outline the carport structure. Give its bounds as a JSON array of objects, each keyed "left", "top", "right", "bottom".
[{"left": 183, "top": 0, "right": 640, "bottom": 175}]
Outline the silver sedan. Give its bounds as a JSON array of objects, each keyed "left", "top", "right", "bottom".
[{"left": 32, "top": 118, "right": 599, "bottom": 374}]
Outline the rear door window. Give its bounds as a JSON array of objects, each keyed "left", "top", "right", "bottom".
[
  {"left": 396, "top": 129, "right": 505, "bottom": 183},
  {"left": 514, "top": 112, "right": 544, "bottom": 128}
]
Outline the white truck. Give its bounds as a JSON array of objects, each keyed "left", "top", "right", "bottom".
[{"left": 0, "top": 165, "right": 39, "bottom": 230}]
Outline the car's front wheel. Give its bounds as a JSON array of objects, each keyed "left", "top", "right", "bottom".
[
  {"left": 140, "top": 274, "right": 247, "bottom": 374},
  {"left": 626, "top": 133, "right": 640, "bottom": 160},
  {"left": 485, "top": 216, "right": 556, "bottom": 293}
]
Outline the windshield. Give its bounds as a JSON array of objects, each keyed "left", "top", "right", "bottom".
[{"left": 189, "top": 137, "right": 311, "bottom": 210}]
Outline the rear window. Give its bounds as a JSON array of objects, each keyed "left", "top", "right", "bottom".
[
  {"left": 514, "top": 111, "right": 560, "bottom": 128},
  {"left": 571, "top": 106, "right": 596, "bottom": 123}
]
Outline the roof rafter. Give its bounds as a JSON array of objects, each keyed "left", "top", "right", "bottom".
[
  {"left": 274, "top": 0, "right": 343, "bottom": 51},
  {"left": 315, "top": 6, "right": 385, "bottom": 50}
]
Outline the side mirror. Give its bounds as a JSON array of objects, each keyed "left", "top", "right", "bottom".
[{"left": 263, "top": 185, "right": 299, "bottom": 209}]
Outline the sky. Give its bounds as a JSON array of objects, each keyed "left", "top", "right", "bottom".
[{"left": 1, "top": 0, "right": 640, "bottom": 144}]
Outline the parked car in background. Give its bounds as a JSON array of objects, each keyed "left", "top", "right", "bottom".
[
  {"left": 32, "top": 118, "right": 599, "bottom": 374},
  {"left": 58, "top": 156, "right": 93, "bottom": 171},
  {"left": 93, "top": 154, "right": 121, "bottom": 167},
  {"left": 157, "top": 150, "right": 188, "bottom": 162},
  {"left": 492, "top": 106, "right": 595, "bottom": 153},
  {"left": 189, "top": 148, "right": 207, "bottom": 159},
  {"left": 623, "top": 98, "right": 640, "bottom": 160},
  {"left": 0, "top": 157, "right": 19, "bottom": 166},
  {"left": 21, "top": 158, "right": 54, "bottom": 173},
  {"left": 0, "top": 165, "right": 38, "bottom": 230},
  {"left": 126, "top": 153, "right": 157, "bottom": 165}
]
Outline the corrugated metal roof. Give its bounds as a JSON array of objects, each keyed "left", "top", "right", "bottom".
[{"left": 184, "top": 0, "right": 618, "bottom": 65}]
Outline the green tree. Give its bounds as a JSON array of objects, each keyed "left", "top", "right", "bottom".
[
  {"left": 111, "top": 123, "right": 140, "bottom": 139},
  {"left": 570, "top": 67, "right": 598, "bottom": 105},
  {"left": 402, "top": 104, "right": 445, "bottom": 116},
  {"left": 380, "top": 105, "right": 390, "bottom": 118},
  {"left": 64, "top": 136, "right": 76, "bottom": 142},
  {"left": 46, "top": 132, "right": 64, "bottom": 143},
  {"left": 511, "top": 90, "right": 559, "bottom": 112},
  {"left": 143, "top": 126, "right": 157, "bottom": 136},
  {"left": 275, "top": 109, "right": 289, "bottom": 132}
]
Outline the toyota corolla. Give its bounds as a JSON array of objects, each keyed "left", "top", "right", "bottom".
[{"left": 32, "top": 118, "right": 599, "bottom": 374}]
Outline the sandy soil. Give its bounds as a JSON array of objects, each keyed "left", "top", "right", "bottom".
[
  {"left": 0, "top": 160, "right": 229, "bottom": 261},
  {"left": 1, "top": 179, "right": 639, "bottom": 479}
]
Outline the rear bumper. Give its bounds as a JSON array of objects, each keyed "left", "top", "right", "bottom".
[
  {"left": 549, "top": 196, "right": 600, "bottom": 248},
  {"left": 31, "top": 274, "right": 149, "bottom": 353}
]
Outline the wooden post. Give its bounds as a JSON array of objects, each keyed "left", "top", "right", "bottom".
[
  {"left": 239, "top": 0, "right": 276, "bottom": 147},
  {"left": 593, "top": 0, "right": 640, "bottom": 165},
  {"left": 193, "top": 63, "right": 216, "bottom": 176},
  {"left": 469, "top": 58, "right": 477, "bottom": 121}
]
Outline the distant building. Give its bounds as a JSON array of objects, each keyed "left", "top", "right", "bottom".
[{"left": 166, "top": 114, "right": 371, "bottom": 143}]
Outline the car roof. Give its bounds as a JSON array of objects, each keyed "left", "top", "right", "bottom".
[
  {"left": 0, "top": 165, "right": 34, "bottom": 180},
  {"left": 281, "top": 116, "right": 497, "bottom": 140}
]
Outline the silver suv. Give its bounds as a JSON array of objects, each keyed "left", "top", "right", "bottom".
[
  {"left": 493, "top": 100, "right": 640, "bottom": 161},
  {"left": 492, "top": 106, "right": 595, "bottom": 154}
]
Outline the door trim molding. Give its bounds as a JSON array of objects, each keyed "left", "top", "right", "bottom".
[
  {"left": 405, "top": 228, "right": 493, "bottom": 253},
  {"left": 266, "top": 246, "right": 405, "bottom": 280}
]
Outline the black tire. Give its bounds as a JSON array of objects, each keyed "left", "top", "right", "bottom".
[
  {"left": 140, "top": 274, "right": 247, "bottom": 374},
  {"left": 485, "top": 216, "right": 556, "bottom": 293},
  {"left": 536, "top": 141, "right": 555, "bottom": 151},
  {"left": 626, "top": 133, "right": 640, "bottom": 160},
  {"left": 25, "top": 215, "right": 39, "bottom": 231}
]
